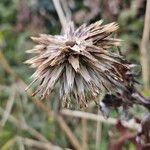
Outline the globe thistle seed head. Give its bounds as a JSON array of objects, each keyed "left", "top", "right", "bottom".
[{"left": 25, "top": 20, "right": 132, "bottom": 108}]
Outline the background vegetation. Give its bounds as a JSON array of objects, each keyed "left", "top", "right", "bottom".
[{"left": 0, "top": 0, "right": 150, "bottom": 149}]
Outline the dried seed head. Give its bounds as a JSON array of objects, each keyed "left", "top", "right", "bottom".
[{"left": 25, "top": 20, "right": 132, "bottom": 108}]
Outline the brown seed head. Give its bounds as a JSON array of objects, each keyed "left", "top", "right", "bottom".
[{"left": 25, "top": 20, "right": 131, "bottom": 108}]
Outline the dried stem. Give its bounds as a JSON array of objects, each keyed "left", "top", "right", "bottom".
[
  {"left": 18, "top": 137, "right": 63, "bottom": 150},
  {"left": 1, "top": 85, "right": 15, "bottom": 126},
  {"left": 95, "top": 110, "right": 102, "bottom": 150},
  {"left": 52, "top": 0, "right": 67, "bottom": 31},
  {"left": 60, "top": 0, "right": 72, "bottom": 21},
  {"left": 140, "top": 0, "right": 150, "bottom": 90},
  {"left": 16, "top": 137, "right": 25, "bottom": 150},
  {"left": 61, "top": 109, "right": 140, "bottom": 130},
  {"left": 81, "top": 118, "right": 88, "bottom": 150}
]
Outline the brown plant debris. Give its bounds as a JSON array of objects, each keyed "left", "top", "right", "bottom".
[
  {"left": 109, "top": 117, "right": 150, "bottom": 150},
  {"left": 25, "top": 20, "right": 136, "bottom": 108}
]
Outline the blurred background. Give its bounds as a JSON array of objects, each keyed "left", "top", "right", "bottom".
[{"left": 0, "top": 0, "right": 150, "bottom": 149}]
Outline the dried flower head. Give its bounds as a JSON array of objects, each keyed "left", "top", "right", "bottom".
[{"left": 25, "top": 20, "right": 132, "bottom": 108}]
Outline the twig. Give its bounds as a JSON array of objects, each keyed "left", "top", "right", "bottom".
[
  {"left": 16, "top": 137, "right": 25, "bottom": 150},
  {"left": 1, "top": 85, "right": 15, "bottom": 126},
  {"left": 95, "top": 93, "right": 104, "bottom": 150},
  {"left": 52, "top": 0, "right": 67, "bottom": 31},
  {"left": 55, "top": 115, "right": 82, "bottom": 150},
  {"left": 81, "top": 118, "right": 88, "bottom": 150},
  {"left": 1, "top": 136, "right": 63, "bottom": 150},
  {"left": 0, "top": 52, "right": 17, "bottom": 79},
  {"left": 61, "top": 109, "right": 140, "bottom": 130},
  {"left": 140, "top": 0, "right": 150, "bottom": 90},
  {"left": 18, "top": 137, "right": 63, "bottom": 150},
  {"left": 95, "top": 110, "right": 102, "bottom": 150}
]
